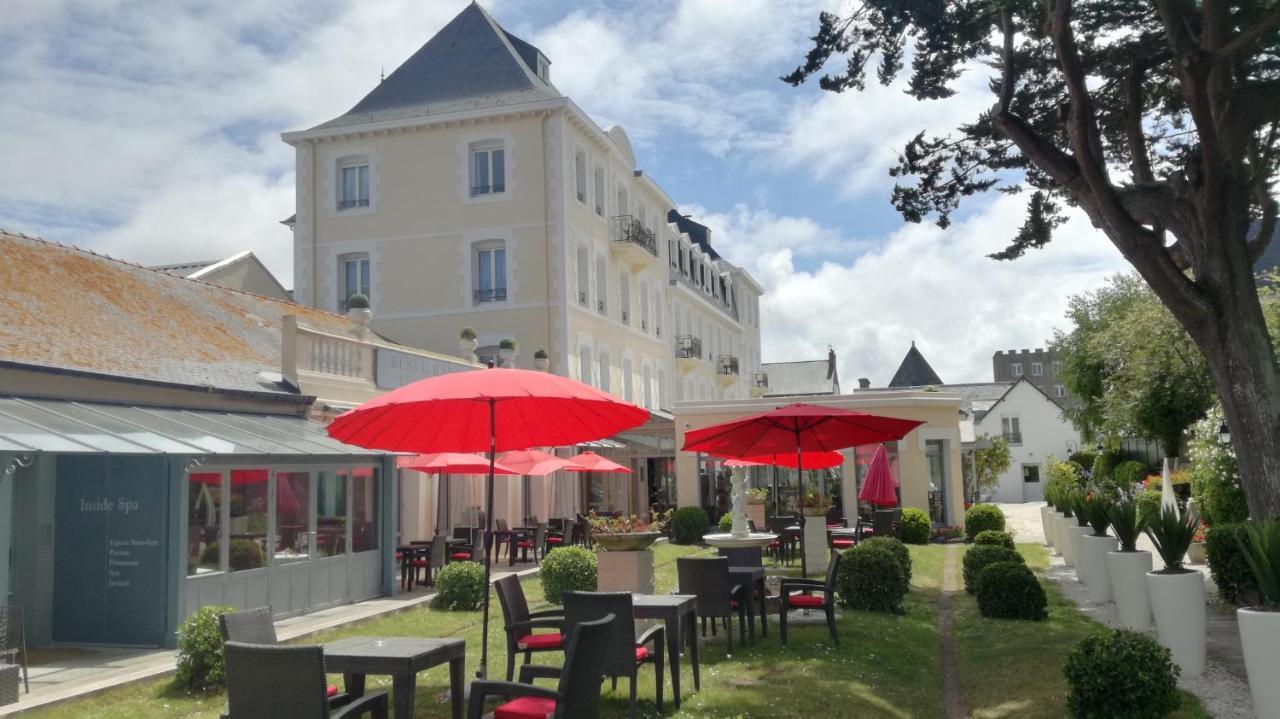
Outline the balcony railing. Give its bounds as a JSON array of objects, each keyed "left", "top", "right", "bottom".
[
  {"left": 676, "top": 335, "right": 702, "bottom": 360},
  {"left": 621, "top": 309, "right": 629, "bottom": 324},
  {"left": 717, "top": 356, "right": 740, "bottom": 376},
  {"left": 1003, "top": 432, "right": 1023, "bottom": 445},
  {"left": 473, "top": 288, "right": 507, "bottom": 304},
  {"left": 338, "top": 198, "right": 370, "bottom": 210},
  {"left": 753, "top": 372, "right": 769, "bottom": 388},
  {"left": 611, "top": 215, "right": 658, "bottom": 256}
]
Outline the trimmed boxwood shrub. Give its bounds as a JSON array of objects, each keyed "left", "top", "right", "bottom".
[
  {"left": 963, "top": 544, "right": 1024, "bottom": 594},
  {"left": 860, "top": 536, "right": 912, "bottom": 591},
  {"left": 964, "top": 504, "right": 1006, "bottom": 540},
  {"left": 899, "top": 507, "right": 932, "bottom": 544},
  {"left": 175, "top": 604, "right": 236, "bottom": 692},
  {"left": 201, "top": 539, "right": 265, "bottom": 571},
  {"left": 973, "top": 530, "right": 1016, "bottom": 550},
  {"left": 976, "top": 561, "right": 1047, "bottom": 620},
  {"left": 1114, "top": 460, "right": 1149, "bottom": 491},
  {"left": 432, "top": 561, "right": 487, "bottom": 611},
  {"left": 718, "top": 512, "right": 733, "bottom": 532},
  {"left": 1136, "top": 489, "right": 1162, "bottom": 528},
  {"left": 1063, "top": 629, "right": 1180, "bottom": 718},
  {"left": 671, "top": 506, "right": 710, "bottom": 545},
  {"left": 837, "top": 545, "right": 905, "bottom": 614},
  {"left": 1205, "top": 523, "right": 1256, "bottom": 605},
  {"left": 538, "top": 546, "right": 597, "bottom": 604}
]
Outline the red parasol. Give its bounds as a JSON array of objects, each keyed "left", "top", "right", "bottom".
[
  {"left": 719, "top": 450, "right": 844, "bottom": 470},
  {"left": 498, "top": 449, "right": 575, "bottom": 476},
  {"left": 327, "top": 368, "right": 647, "bottom": 679},
  {"left": 563, "top": 451, "right": 633, "bottom": 474},
  {"left": 397, "top": 452, "right": 519, "bottom": 475},
  {"left": 858, "top": 444, "right": 898, "bottom": 507}
]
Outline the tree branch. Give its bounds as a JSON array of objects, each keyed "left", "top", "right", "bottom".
[
  {"left": 998, "top": 9, "right": 1016, "bottom": 112},
  {"left": 1125, "top": 65, "right": 1155, "bottom": 183},
  {"left": 1215, "top": 6, "right": 1280, "bottom": 61},
  {"left": 1248, "top": 196, "right": 1278, "bottom": 266}
]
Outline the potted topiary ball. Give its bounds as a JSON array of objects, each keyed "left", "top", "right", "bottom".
[
  {"left": 533, "top": 348, "right": 550, "bottom": 371},
  {"left": 1145, "top": 505, "right": 1206, "bottom": 677},
  {"left": 459, "top": 327, "right": 478, "bottom": 360},
  {"left": 345, "top": 293, "right": 371, "bottom": 334},
  {"left": 498, "top": 338, "right": 517, "bottom": 367},
  {"left": 1236, "top": 520, "right": 1280, "bottom": 718}
]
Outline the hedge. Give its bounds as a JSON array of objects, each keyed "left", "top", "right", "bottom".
[
  {"left": 964, "top": 504, "right": 1006, "bottom": 541},
  {"left": 836, "top": 545, "right": 905, "bottom": 614},
  {"left": 1205, "top": 523, "right": 1256, "bottom": 605},
  {"left": 671, "top": 506, "right": 710, "bottom": 545},
  {"left": 860, "top": 536, "right": 912, "bottom": 591},
  {"left": 973, "top": 530, "right": 1016, "bottom": 551},
  {"left": 899, "top": 507, "right": 932, "bottom": 544},
  {"left": 963, "top": 544, "right": 1024, "bottom": 594}
]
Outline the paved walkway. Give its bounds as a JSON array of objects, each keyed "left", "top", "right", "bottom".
[
  {"left": 936, "top": 544, "right": 969, "bottom": 719},
  {"left": 999, "top": 502, "right": 1255, "bottom": 718},
  {"left": 0, "top": 562, "right": 542, "bottom": 717}
]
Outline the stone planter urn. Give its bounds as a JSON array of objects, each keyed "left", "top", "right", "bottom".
[
  {"left": 595, "top": 532, "right": 662, "bottom": 595},
  {"left": 1187, "top": 541, "right": 1206, "bottom": 565},
  {"left": 1039, "top": 505, "right": 1053, "bottom": 548},
  {"left": 1147, "top": 569, "right": 1206, "bottom": 678},
  {"left": 1239, "top": 607, "right": 1280, "bottom": 718},
  {"left": 746, "top": 501, "right": 766, "bottom": 529},
  {"left": 499, "top": 347, "right": 517, "bottom": 368},
  {"left": 1079, "top": 532, "right": 1118, "bottom": 602},
  {"left": 533, "top": 356, "right": 550, "bottom": 372},
  {"left": 1107, "top": 549, "right": 1152, "bottom": 630},
  {"left": 347, "top": 307, "right": 372, "bottom": 336},
  {"left": 1067, "top": 524, "right": 1092, "bottom": 579},
  {"left": 459, "top": 337, "right": 478, "bottom": 362}
]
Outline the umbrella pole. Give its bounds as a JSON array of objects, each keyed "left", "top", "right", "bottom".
[
  {"left": 479, "top": 399, "right": 497, "bottom": 680},
  {"left": 796, "top": 427, "right": 807, "bottom": 576}
]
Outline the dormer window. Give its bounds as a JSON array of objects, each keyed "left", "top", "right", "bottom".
[
  {"left": 336, "top": 156, "right": 370, "bottom": 211},
  {"left": 470, "top": 140, "right": 506, "bottom": 196},
  {"left": 536, "top": 54, "right": 550, "bottom": 82}
]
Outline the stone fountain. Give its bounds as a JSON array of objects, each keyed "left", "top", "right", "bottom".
[{"left": 703, "top": 466, "right": 778, "bottom": 548}]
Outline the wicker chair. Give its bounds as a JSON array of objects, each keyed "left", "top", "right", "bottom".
[
  {"left": 449, "top": 528, "right": 477, "bottom": 563},
  {"left": 562, "top": 592, "right": 663, "bottom": 718},
  {"left": 467, "top": 613, "right": 614, "bottom": 719},
  {"left": 219, "top": 607, "right": 348, "bottom": 707},
  {"left": 676, "top": 557, "right": 746, "bottom": 655},
  {"left": 767, "top": 516, "right": 798, "bottom": 564},
  {"left": 495, "top": 575, "right": 565, "bottom": 681},
  {"left": 718, "top": 547, "right": 763, "bottom": 568},
  {"left": 223, "top": 642, "right": 388, "bottom": 719},
  {"left": 777, "top": 553, "right": 841, "bottom": 647},
  {"left": 514, "top": 524, "right": 549, "bottom": 564},
  {"left": 0, "top": 606, "right": 28, "bottom": 694}
]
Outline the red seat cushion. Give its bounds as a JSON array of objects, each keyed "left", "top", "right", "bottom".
[
  {"left": 517, "top": 540, "right": 534, "bottom": 548},
  {"left": 635, "top": 646, "right": 649, "bottom": 662},
  {"left": 545, "top": 537, "right": 564, "bottom": 544},
  {"left": 326, "top": 684, "right": 339, "bottom": 698},
  {"left": 788, "top": 594, "right": 826, "bottom": 608},
  {"left": 516, "top": 633, "right": 563, "bottom": 650},
  {"left": 827, "top": 523, "right": 843, "bottom": 528},
  {"left": 832, "top": 539, "right": 855, "bottom": 548},
  {"left": 494, "top": 695, "right": 557, "bottom": 719},
  {"left": 450, "top": 552, "right": 472, "bottom": 561},
  {"left": 394, "top": 553, "right": 403, "bottom": 560},
  {"left": 411, "top": 559, "right": 429, "bottom": 567}
]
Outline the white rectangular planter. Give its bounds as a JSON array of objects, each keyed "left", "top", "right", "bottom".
[
  {"left": 597, "top": 549, "right": 655, "bottom": 595},
  {"left": 1079, "top": 533, "right": 1118, "bottom": 602}
]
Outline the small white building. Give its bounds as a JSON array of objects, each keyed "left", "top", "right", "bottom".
[{"left": 970, "top": 378, "right": 1081, "bottom": 503}]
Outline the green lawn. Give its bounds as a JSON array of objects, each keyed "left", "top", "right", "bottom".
[
  {"left": 20, "top": 541, "right": 1218, "bottom": 718},
  {"left": 953, "top": 543, "right": 1211, "bottom": 719}
]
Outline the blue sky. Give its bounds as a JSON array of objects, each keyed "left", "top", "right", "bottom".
[{"left": 0, "top": 0, "right": 1130, "bottom": 384}]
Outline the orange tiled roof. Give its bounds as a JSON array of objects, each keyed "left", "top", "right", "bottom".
[{"left": 0, "top": 230, "right": 353, "bottom": 396}]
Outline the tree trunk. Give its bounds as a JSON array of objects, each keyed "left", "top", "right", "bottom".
[{"left": 1190, "top": 287, "right": 1280, "bottom": 519}]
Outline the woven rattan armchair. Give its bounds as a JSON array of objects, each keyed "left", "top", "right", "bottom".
[
  {"left": 777, "top": 553, "right": 841, "bottom": 647},
  {"left": 219, "top": 607, "right": 347, "bottom": 706},
  {"left": 0, "top": 606, "right": 28, "bottom": 694},
  {"left": 562, "top": 592, "right": 663, "bottom": 718},
  {"left": 676, "top": 557, "right": 746, "bottom": 655},
  {"left": 514, "top": 524, "right": 550, "bottom": 564},
  {"left": 495, "top": 575, "right": 565, "bottom": 681},
  {"left": 223, "top": 642, "right": 387, "bottom": 719},
  {"left": 467, "top": 613, "right": 614, "bottom": 719}
]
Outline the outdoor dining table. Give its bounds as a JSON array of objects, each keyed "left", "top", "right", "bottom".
[
  {"left": 632, "top": 593, "right": 700, "bottom": 710},
  {"left": 322, "top": 636, "right": 465, "bottom": 719},
  {"left": 729, "top": 565, "right": 766, "bottom": 642}
]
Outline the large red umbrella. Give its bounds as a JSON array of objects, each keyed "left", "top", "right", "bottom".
[
  {"left": 564, "top": 451, "right": 633, "bottom": 474},
  {"left": 719, "top": 450, "right": 844, "bottom": 470},
  {"left": 498, "top": 449, "right": 574, "bottom": 476},
  {"left": 397, "top": 452, "right": 519, "bottom": 475},
  {"left": 683, "top": 403, "right": 922, "bottom": 574},
  {"left": 328, "top": 368, "right": 647, "bottom": 678},
  {"left": 858, "top": 445, "right": 898, "bottom": 507}
]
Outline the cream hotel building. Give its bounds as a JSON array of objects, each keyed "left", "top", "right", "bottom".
[{"left": 283, "top": 3, "right": 763, "bottom": 530}]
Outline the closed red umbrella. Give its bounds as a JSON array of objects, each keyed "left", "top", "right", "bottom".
[
  {"left": 327, "top": 368, "right": 647, "bottom": 679},
  {"left": 397, "top": 452, "right": 519, "bottom": 475},
  {"left": 564, "top": 451, "right": 633, "bottom": 474},
  {"left": 858, "top": 445, "right": 898, "bottom": 507}
]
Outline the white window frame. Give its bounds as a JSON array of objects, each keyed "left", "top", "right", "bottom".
[
  {"left": 1001, "top": 416, "right": 1022, "bottom": 445},
  {"left": 1055, "top": 385, "right": 1066, "bottom": 398},
  {"left": 337, "top": 252, "right": 371, "bottom": 312},
  {"left": 1011, "top": 363, "right": 1024, "bottom": 377},
  {"left": 1031, "top": 361, "right": 1043, "bottom": 376},
  {"left": 593, "top": 166, "right": 605, "bottom": 216},
  {"left": 471, "top": 240, "right": 508, "bottom": 305},
  {"left": 574, "top": 150, "right": 587, "bottom": 204},
  {"left": 336, "top": 156, "right": 370, "bottom": 212},
  {"left": 597, "top": 351, "right": 611, "bottom": 393},
  {"left": 469, "top": 140, "right": 507, "bottom": 198},
  {"left": 595, "top": 255, "right": 607, "bottom": 315},
  {"left": 618, "top": 272, "right": 630, "bottom": 325}
]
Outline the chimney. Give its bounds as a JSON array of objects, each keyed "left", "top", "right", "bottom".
[
  {"left": 858, "top": 377, "right": 871, "bottom": 389},
  {"left": 827, "top": 347, "right": 837, "bottom": 379}
]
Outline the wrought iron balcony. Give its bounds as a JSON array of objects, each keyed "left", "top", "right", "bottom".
[
  {"left": 597, "top": 299, "right": 606, "bottom": 315},
  {"left": 1003, "top": 431, "right": 1023, "bottom": 445},
  {"left": 621, "top": 309, "right": 629, "bottom": 324},
  {"left": 610, "top": 215, "right": 658, "bottom": 257},
  {"left": 338, "top": 198, "right": 370, "bottom": 210},
  {"left": 473, "top": 287, "right": 507, "bottom": 303},
  {"left": 717, "top": 356, "right": 739, "bottom": 376},
  {"left": 470, "top": 183, "right": 505, "bottom": 197},
  {"left": 676, "top": 335, "right": 702, "bottom": 359}
]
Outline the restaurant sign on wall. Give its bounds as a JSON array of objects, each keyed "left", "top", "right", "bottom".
[{"left": 375, "top": 347, "right": 472, "bottom": 390}]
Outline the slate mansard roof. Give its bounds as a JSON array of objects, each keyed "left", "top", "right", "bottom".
[{"left": 313, "top": 2, "right": 560, "bottom": 131}]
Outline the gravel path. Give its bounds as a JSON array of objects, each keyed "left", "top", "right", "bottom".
[
  {"left": 936, "top": 545, "right": 970, "bottom": 719},
  {"left": 998, "top": 502, "right": 1254, "bottom": 718}
]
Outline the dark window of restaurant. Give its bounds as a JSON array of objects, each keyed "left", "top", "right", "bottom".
[
  {"left": 317, "top": 470, "right": 348, "bottom": 557},
  {"left": 352, "top": 467, "right": 380, "bottom": 552},
  {"left": 275, "top": 471, "right": 310, "bottom": 565},
  {"left": 230, "top": 469, "right": 270, "bottom": 571},
  {"left": 187, "top": 472, "right": 223, "bottom": 576}
]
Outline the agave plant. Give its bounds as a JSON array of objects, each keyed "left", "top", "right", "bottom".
[
  {"left": 1083, "top": 493, "right": 1112, "bottom": 537},
  {"left": 1238, "top": 520, "right": 1280, "bottom": 607},
  {"left": 1071, "top": 491, "right": 1091, "bottom": 528},
  {"left": 1107, "top": 495, "right": 1142, "bottom": 552},
  {"left": 1144, "top": 505, "right": 1198, "bottom": 572}
]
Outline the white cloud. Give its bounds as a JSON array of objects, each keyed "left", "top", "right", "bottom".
[{"left": 694, "top": 195, "right": 1130, "bottom": 383}]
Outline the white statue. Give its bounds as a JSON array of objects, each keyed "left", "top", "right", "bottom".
[{"left": 730, "top": 466, "right": 750, "bottom": 538}]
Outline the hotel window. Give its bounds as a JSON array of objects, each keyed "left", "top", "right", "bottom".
[
  {"left": 618, "top": 272, "right": 630, "bottom": 325},
  {"left": 336, "top": 156, "right": 370, "bottom": 210},
  {"left": 595, "top": 255, "right": 607, "bottom": 315},
  {"left": 639, "top": 280, "right": 650, "bottom": 332},
  {"left": 350, "top": 467, "right": 379, "bottom": 553},
  {"left": 472, "top": 241, "right": 507, "bottom": 304},
  {"left": 536, "top": 55, "right": 550, "bottom": 82},
  {"left": 623, "top": 358, "right": 635, "bottom": 401},
  {"left": 1053, "top": 360, "right": 1063, "bottom": 373},
  {"left": 316, "top": 470, "right": 347, "bottom": 557},
  {"left": 469, "top": 140, "right": 505, "bottom": 196},
  {"left": 593, "top": 166, "right": 605, "bottom": 215},
  {"left": 574, "top": 151, "right": 587, "bottom": 203},
  {"left": 578, "top": 347, "right": 594, "bottom": 385},
  {"left": 1055, "top": 385, "right": 1066, "bottom": 398},
  {"left": 642, "top": 365, "right": 653, "bottom": 408},
  {"left": 639, "top": 203, "right": 647, "bottom": 229},
  {"left": 1002, "top": 416, "right": 1022, "bottom": 445},
  {"left": 598, "top": 351, "right": 611, "bottom": 393},
  {"left": 1011, "top": 363, "right": 1023, "bottom": 377},
  {"left": 678, "top": 246, "right": 687, "bottom": 274},
  {"left": 338, "top": 253, "right": 370, "bottom": 311},
  {"left": 669, "top": 239, "right": 677, "bottom": 268},
  {"left": 1031, "top": 362, "right": 1043, "bottom": 376},
  {"left": 617, "top": 185, "right": 628, "bottom": 216},
  {"left": 576, "top": 245, "right": 590, "bottom": 306}
]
